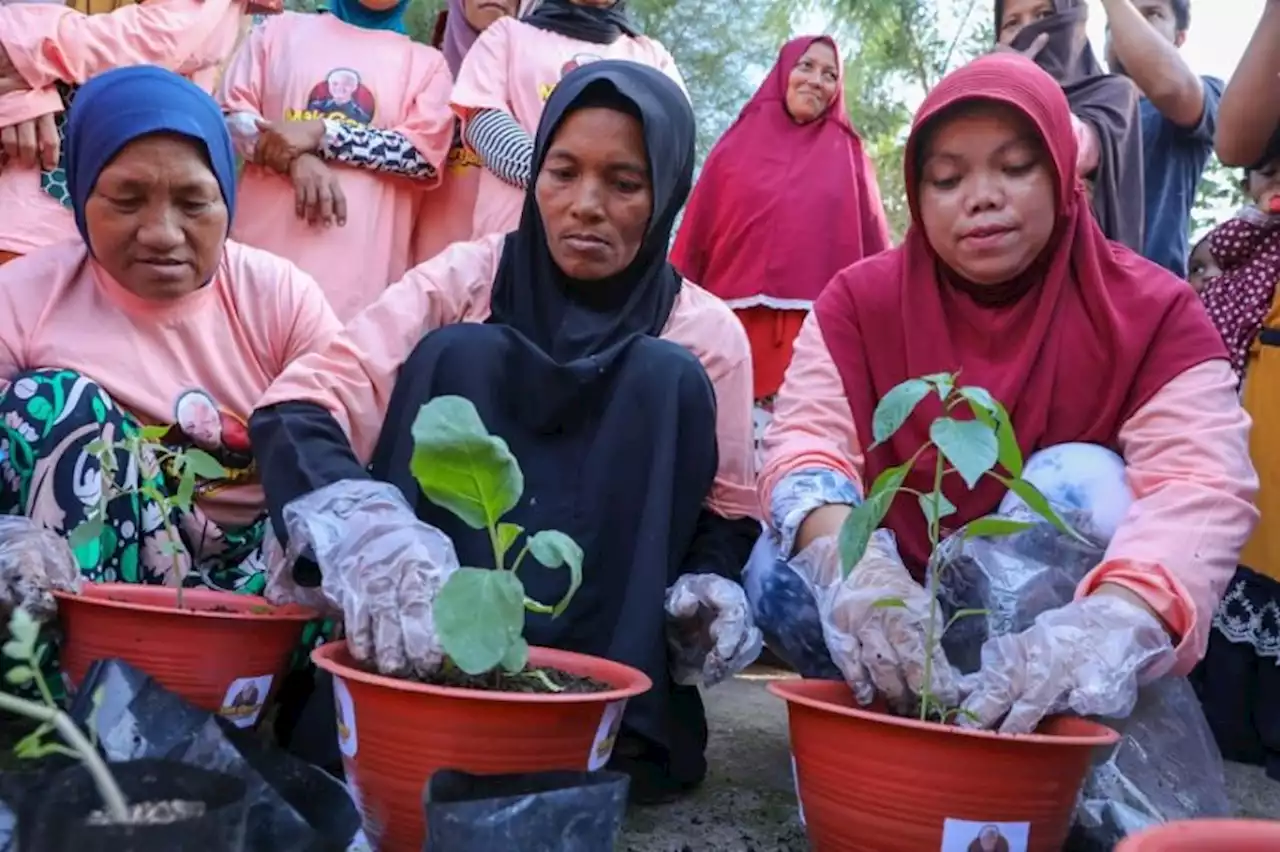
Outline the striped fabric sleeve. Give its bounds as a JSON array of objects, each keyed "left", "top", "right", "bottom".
[{"left": 464, "top": 108, "right": 534, "bottom": 189}]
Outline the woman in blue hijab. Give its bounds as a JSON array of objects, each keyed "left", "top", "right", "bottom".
[{"left": 0, "top": 65, "right": 339, "bottom": 652}]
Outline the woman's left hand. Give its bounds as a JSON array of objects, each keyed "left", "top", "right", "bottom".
[
  {"left": 255, "top": 118, "right": 326, "bottom": 174},
  {"left": 957, "top": 593, "right": 1175, "bottom": 734},
  {"left": 664, "top": 573, "right": 763, "bottom": 687}
]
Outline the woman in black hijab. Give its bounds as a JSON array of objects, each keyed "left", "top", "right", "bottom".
[
  {"left": 995, "top": 0, "right": 1144, "bottom": 251},
  {"left": 250, "top": 60, "right": 762, "bottom": 803}
]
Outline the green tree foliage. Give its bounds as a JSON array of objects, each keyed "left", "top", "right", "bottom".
[{"left": 1191, "top": 156, "right": 1247, "bottom": 241}]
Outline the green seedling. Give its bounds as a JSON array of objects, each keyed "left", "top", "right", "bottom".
[
  {"left": 838, "top": 372, "right": 1086, "bottom": 723},
  {"left": 415, "top": 396, "right": 584, "bottom": 682}
]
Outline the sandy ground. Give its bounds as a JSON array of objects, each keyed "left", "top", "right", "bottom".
[{"left": 618, "top": 666, "right": 1280, "bottom": 852}]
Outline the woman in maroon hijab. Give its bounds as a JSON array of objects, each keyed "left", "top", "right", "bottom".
[
  {"left": 670, "top": 36, "right": 890, "bottom": 461},
  {"left": 750, "top": 53, "right": 1257, "bottom": 734}
]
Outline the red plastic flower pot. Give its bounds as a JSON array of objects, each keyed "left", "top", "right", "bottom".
[
  {"left": 312, "top": 640, "right": 652, "bottom": 852},
  {"left": 770, "top": 678, "right": 1120, "bottom": 852},
  {"left": 1116, "top": 818, "right": 1280, "bottom": 850}
]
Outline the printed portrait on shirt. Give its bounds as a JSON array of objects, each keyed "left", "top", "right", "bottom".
[
  {"left": 301, "top": 67, "right": 377, "bottom": 125},
  {"left": 161, "top": 389, "right": 256, "bottom": 492},
  {"left": 538, "top": 53, "right": 603, "bottom": 101}
]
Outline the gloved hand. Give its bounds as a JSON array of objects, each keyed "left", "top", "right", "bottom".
[
  {"left": 789, "top": 531, "right": 959, "bottom": 713},
  {"left": 665, "top": 573, "right": 763, "bottom": 687},
  {"left": 281, "top": 479, "right": 460, "bottom": 679},
  {"left": 0, "top": 516, "right": 82, "bottom": 622},
  {"left": 958, "top": 592, "right": 1175, "bottom": 734}
]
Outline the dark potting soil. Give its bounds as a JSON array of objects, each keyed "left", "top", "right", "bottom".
[{"left": 400, "top": 665, "right": 610, "bottom": 694}]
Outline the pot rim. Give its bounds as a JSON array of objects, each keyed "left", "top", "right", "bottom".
[
  {"left": 313, "top": 639, "right": 653, "bottom": 705},
  {"left": 54, "top": 583, "right": 317, "bottom": 622},
  {"left": 1120, "top": 818, "right": 1280, "bottom": 842},
  {"left": 768, "top": 677, "right": 1120, "bottom": 746}
]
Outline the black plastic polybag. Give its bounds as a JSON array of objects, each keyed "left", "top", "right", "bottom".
[
  {"left": 20, "top": 758, "right": 248, "bottom": 851},
  {"left": 423, "top": 769, "right": 629, "bottom": 852}
]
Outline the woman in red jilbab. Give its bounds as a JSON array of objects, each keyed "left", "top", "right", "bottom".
[
  {"left": 748, "top": 53, "right": 1258, "bottom": 736},
  {"left": 670, "top": 35, "right": 891, "bottom": 464}
]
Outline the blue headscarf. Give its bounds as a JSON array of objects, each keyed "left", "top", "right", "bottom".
[
  {"left": 64, "top": 66, "right": 237, "bottom": 246},
  {"left": 326, "top": 0, "right": 411, "bottom": 33}
]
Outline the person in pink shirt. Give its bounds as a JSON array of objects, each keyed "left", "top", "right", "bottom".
[
  {"left": 0, "top": 67, "right": 338, "bottom": 606},
  {"left": 249, "top": 62, "right": 760, "bottom": 802},
  {"left": 451, "top": 0, "right": 685, "bottom": 239},
  {"left": 748, "top": 55, "right": 1257, "bottom": 733},
  {"left": 218, "top": 0, "right": 454, "bottom": 322},
  {"left": 0, "top": 0, "right": 267, "bottom": 264}
]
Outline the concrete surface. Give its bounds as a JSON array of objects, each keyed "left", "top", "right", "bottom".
[{"left": 619, "top": 666, "right": 1280, "bottom": 851}]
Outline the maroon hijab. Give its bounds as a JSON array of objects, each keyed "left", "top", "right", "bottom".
[
  {"left": 813, "top": 54, "right": 1225, "bottom": 572},
  {"left": 670, "top": 36, "right": 891, "bottom": 305}
]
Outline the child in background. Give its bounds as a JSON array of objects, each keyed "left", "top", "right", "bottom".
[{"left": 1187, "top": 234, "right": 1221, "bottom": 293}]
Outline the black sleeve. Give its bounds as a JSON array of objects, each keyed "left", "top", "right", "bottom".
[{"left": 678, "top": 510, "right": 761, "bottom": 583}]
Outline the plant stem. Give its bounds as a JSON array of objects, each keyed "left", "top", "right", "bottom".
[
  {"left": 509, "top": 542, "right": 531, "bottom": 574},
  {"left": 0, "top": 692, "right": 129, "bottom": 823},
  {"left": 919, "top": 447, "right": 946, "bottom": 723}
]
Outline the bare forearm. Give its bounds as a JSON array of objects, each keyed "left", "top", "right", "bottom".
[
  {"left": 1218, "top": 0, "right": 1280, "bottom": 165},
  {"left": 1101, "top": 0, "right": 1201, "bottom": 127}
]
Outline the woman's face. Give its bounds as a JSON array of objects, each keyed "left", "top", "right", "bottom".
[
  {"left": 998, "top": 0, "right": 1054, "bottom": 45},
  {"left": 463, "top": 0, "right": 516, "bottom": 29},
  {"left": 785, "top": 40, "right": 840, "bottom": 124},
  {"left": 979, "top": 826, "right": 1001, "bottom": 851},
  {"left": 536, "top": 106, "right": 652, "bottom": 281},
  {"left": 84, "top": 134, "right": 227, "bottom": 301},
  {"left": 916, "top": 102, "right": 1056, "bottom": 286}
]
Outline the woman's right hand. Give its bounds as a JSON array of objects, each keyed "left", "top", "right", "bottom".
[
  {"left": 788, "top": 532, "right": 959, "bottom": 713},
  {"left": 281, "top": 480, "right": 459, "bottom": 678},
  {"left": 290, "top": 154, "right": 347, "bottom": 228},
  {"left": 0, "top": 517, "right": 82, "bottom": 622}
]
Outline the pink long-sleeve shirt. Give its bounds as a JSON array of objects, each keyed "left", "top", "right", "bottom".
[
  {"left": 257, "top": 232, "right": 759, "bottom": 520},
  {"left": 760, "top": 313, "right": 1259, "bottom": 675},
  {"left": 0, "top": 0, "right": 248, "bottom": 255}
]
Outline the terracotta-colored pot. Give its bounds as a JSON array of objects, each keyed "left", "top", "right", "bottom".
[
  {"left": 56, "top": 583, "right": 315, "bottom": 727},
  {"left": 769, "top": 678, "right": 1120, "bottom": 852},
  {"left": 312, "top": 639, "right": 651, "bottom": 852},
  {"left": 1116, "top": 819, "right": 1280, "bottom": 850}
]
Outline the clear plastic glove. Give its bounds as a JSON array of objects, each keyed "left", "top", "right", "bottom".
[
  {"left": 958, "top": 593, "right": 1176, "bottom": 735},
  {"left": 790, "top": 531, "right": 959, "bottom": 713},
  {"left": 0, "top": 516, "right": 82, "bottom": 622},
  {"left": 281, "top": 479, "right": 460, "bottom": 679},
  {"left": 664, "top": 573, "right": 763, "bottom": 687}
]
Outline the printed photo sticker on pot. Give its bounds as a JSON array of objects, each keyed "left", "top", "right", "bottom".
[
  {"left": 587, "top": 699, "right": 627, "bottom": 771},
  {"left": 939, "top": 818, "right": 1029, "bottom": 852},
  {"left": 790, "top": 752, "right": 806, "bottom": 826},
  {"left": 218, "top": 674, "right": 273, "bottom": 728},
  {"left": 333, "top": 675, "right": 358, "bottom": 758}
]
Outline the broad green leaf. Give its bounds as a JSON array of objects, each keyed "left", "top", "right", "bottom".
[
  {"left": 929, "top": 418, "right": 998, "bottom": 489},
  {"left": 991, "top": 401, "right": 1023, "bottom": 477},
  {"left": 839, "top": 461, "right": 911, "bottom": 574},
  {"left": 527, "top": 530, "right": 584, "bottom": 617},
  {"left": 411, "top": 396, "right": 523, "bottom": 532},
  {"left": 496, "top": 522, "right": 523, "bottom": 564},
  {"left": 434, "top": 568, "right": 526, "bottom": 675},
  {"left": 1003, "top": 477, "right": 1089, "bottom": 543},
  {"left": 175, "top": 469, "right": 195, "bottom": 513},
  {"left": 139, "top": 424, "right": 171, "bottom": 442},
  {"left": 919, "top": 372, "right": 956, "bottom": 401},
  {"left": 6, "top": 609, "right": 37, "bottom": 657},
  {"left": 1, "top": 640, "right": 24, "bottom": 661},
  {"left": 500, "top": 637, "right": 529, "bottom": 674},
  {"left": 84, "top": 440, "right": 107, "bottom": 457},
  {"left": 963, "top": 516, "right": 1037, "bottom": 539},
  {"left": 871, "top": 597, "right": 907, "bottom": 609},
  {"left": 917, "top": 491, "right": 956, "bottom": 526},
  {"left": 183, "top": 448, "right": 227, "bottom": 480},
  {"left": 67, "top": 516, "right": 104, "bottom": 551},
  {"left": 871, "top": 379, "right": 930, "bottom": 446},
  {"left": 958, "top": 386, "right": 997, "bottom": 416},
  {"left": 4, "top": 666, "right": 32, "bottom": 686}
]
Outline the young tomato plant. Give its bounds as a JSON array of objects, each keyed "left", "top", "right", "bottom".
[
  {"left": 838, "top": 372, "right": 1085, "bottom": 723},
  {"left": 67, "top": 425, "right": 227, "bottom": 608},
  {"left": 0, "top": 607, "right": 127, "bottom": 822},
  {"left": 414, "top": 396, "right": 584, "bottom": 679}
]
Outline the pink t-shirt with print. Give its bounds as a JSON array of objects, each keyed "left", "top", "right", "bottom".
[
  {"left": 0, "top": 0, "right": 249, "bottom": 255},
  {"left": 450, "top": 17, "right": 686, "bottom": 238},
  {"left": 0, "top": 239, "right": 340, "bottom": 527},
  {"left": 219, "top": 12, "right": 454, "bottom": 322}
]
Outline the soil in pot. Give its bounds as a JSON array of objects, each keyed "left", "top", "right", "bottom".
[
  {"left": 423, "top": 768, "right": 629, "bottom": 851},
  {"left": 771, "top": 678, "right": 1119, "bottom": 852},
  {"left": 378, "top": 662, "right": 610, "bottom": 694},
  {"left": 312, "top": 640, "right": 651, "bottom": 852},
  {"left": 55, "top": 583, "right": 316, "bottom": 722},
  {"left": 19, "top": 758, "right": 249, "bottom": 852}
]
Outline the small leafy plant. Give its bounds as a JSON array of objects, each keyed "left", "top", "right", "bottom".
[
  {"left": 0, "top": 607, "right": 127, "bottom": 822},
  {"left": 415, "top": 396, "right": 584, "bottom": 682},
  {"left": 838, "top": 372, "right": 1085, "bottom": 723},
  {"left": 68, "top": 426, "right": 227, "bottom": 609}
]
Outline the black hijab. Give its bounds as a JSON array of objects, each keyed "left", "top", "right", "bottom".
[
  {"left": 488, "top": 59, "right": 694, "bottom": 364},
  {"left": 996, "top": 0, "right": 1144, "bottom": 252},
  {"left": 523, "top": 0, "right": 637, "bottom": 45}
]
